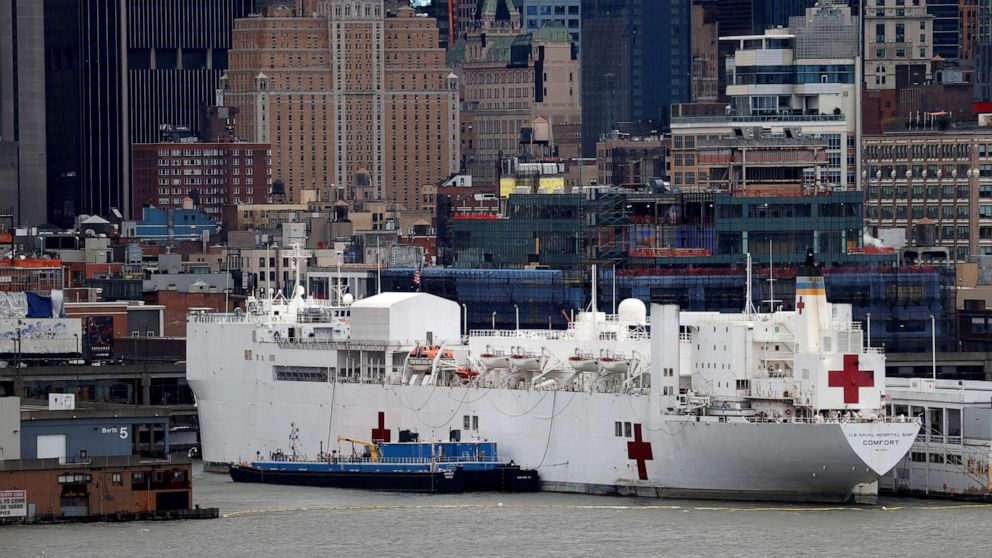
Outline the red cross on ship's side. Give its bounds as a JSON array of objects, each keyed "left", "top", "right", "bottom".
[
  {"left": 828, "top": 354, "right": 874, "bottom": 404},
  {"left": 626, "top": 423, "right": 653, "bottom": 480},
  {"left": 371, "top": 411, "right": 391, "bottom": 442}
]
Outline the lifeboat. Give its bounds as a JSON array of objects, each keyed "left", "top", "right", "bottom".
[
  {"left": 479, "top": 352, "right": 510, "bottom": 370},
  {"left": 598, "top": 354, "right": 631, "bottom": 374},
  {"left": 408, "top": 345, "right": 454, "bottom": 373},
  {"left": 568, "top": 352, "right": 599, "bottom": 372},
  {"left": 455, "top": 367, "right": 480, "bottom": 379},
  {"left": 510, "top": 352, "right": 543, "bottom": 373}
]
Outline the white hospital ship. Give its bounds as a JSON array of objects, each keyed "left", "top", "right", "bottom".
[{"left": 187, "top": 249, "right": 919, "bottom": 503}]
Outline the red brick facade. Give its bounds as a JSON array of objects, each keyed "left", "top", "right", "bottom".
[{"left": 131, "top": 142, "right": 272, "bottom": 218}]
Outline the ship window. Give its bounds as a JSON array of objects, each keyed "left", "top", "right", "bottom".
[
  {"left": 274, "top": 366, "right": 328, "bottom": 382},
  {"left": 929, "top": 453, "right": 944, "bottom": 464},
  {"left": 615, "top": 421, "right": 622, "bottom": 437},
  {"left": 624, "top": 422, "right": 632, "bottom": 437},
  {"left": 464, "top": 415, "right": 471, "bottom": 429},
  {"left": 946, "top": 454, "right": 962, "bottom": 465},
  {"left": 910, "top": 452, "right": 926, "bottom": 462},
  {"left": 472, "top": 416, "right": 479, "bottom": 430}
]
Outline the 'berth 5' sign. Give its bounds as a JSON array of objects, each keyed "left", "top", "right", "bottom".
[{"left": 101, "top": 426, "right": 130, "bottom": 439}]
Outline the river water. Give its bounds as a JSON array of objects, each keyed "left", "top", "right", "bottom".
[{"left": 4, "top": 465, "right": 991, "bottom": 557}]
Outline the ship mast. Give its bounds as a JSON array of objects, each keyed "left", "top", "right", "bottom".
[{"left": 744, "top": 253, "right": 757, "bottom": 317}]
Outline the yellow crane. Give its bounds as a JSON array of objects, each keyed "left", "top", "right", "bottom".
[{"left": 336, "top": 435, "right": 381, "bottom": 462}]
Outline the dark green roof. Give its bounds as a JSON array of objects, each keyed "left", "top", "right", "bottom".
[{"left": 532, "top": 22, "right": 572, "bottom": 44}]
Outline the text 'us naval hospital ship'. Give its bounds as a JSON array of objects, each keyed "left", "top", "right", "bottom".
[{"left": 187, "top": 249, "right": 919, "bottom": 503}]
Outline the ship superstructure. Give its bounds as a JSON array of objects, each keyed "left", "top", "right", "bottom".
[{"left": 187, "top": 247, "right": 919, "bottom": 503}]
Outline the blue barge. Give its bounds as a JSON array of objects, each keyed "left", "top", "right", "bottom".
[{"left": 229, "top": 440, "right": 540, "bottom": 493}]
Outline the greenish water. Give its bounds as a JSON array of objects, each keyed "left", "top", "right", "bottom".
[{"left": 4, "top": 464, "right": 991, "bottom": 557}]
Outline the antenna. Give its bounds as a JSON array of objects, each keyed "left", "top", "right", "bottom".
[
  {"left": 591, "top": 264, "right": 598, "bottom": 315},
  {"left": 765, "top": 239, "right": 781, "bottom": 312},
  {"left": 744, "top": 253, "right": 757, "bottom": 317}
]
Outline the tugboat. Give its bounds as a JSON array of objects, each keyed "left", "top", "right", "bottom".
[{"left": 229, "top": 425, "right": 539, "bottom": 493}]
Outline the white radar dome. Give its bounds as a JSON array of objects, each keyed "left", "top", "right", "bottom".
[
  {"left": 342, "top": 293, "right": 354, "bottom": 305},
  {"left": 617, "top": 298, "right": 647, "bottom": 326}
]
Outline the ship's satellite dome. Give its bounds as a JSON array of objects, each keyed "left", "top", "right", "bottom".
[
  {"left": 618, "top": 298, "right": 647, "bottom": 326},
  {"left": 342, "top": 293, "right": 354, "bottom": 306}
]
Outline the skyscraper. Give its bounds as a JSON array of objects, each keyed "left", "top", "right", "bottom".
[
  {"left": 11, "top": 0, "right": 258, "bottom": 226},
  {"left": 927, "top": 0, "right": 962, "bottom": 60},
  {"left": 223, "top": 0, "right": 459, "bottom": 210},
  {"left": 521, "top": 1, "right": 581, "bottom": 52},
  {"left": 976, "top": 1, "right": 992, "bottom": 101},
  {"left": 0, "top": 0, "right": 46, "bottom": 226},
  {"left": 581, "top": 0, "right": 691, "bottom": 156}
]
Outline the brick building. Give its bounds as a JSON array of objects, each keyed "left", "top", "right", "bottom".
[
  {"left": 451, "top": 1, "right": 581, "bottom": 186},
  {"left": 131, "top": 141, "right": 272, "bottom": 218},
  {"left": 862, "top": 131, "right": 992, "bottom": 262},
  {"left": 221, "top": 1, "right": 458, "bottom": 210}
]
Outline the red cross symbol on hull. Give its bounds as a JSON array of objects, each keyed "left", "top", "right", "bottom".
[
  {"left": 796, "top": 297, "right": 805, "bottom": 314},
  {"left": 371, "top": 411, "right": 391, "bottom": 442},
  {"left": 828, "top": 354, "right": 875, "bottom": 404},
  {"left": 626, "top": 423, "right": 653, "bottom": 481}
]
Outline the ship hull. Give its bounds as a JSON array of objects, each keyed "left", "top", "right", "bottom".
[
  {"left": 191, "top": 380, "right": 916, "bottom": 503},
  {"left": 187, "top": 321, "right": 918, "bottom": 504},
  {"left": 229, "top": 464, "right": 539, "bottom": 493}
]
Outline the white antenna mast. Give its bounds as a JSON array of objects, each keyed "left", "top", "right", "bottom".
[
  {"left": 745, "top": 253, "right": 757, "bottom": 317},
  {"left": 766, "top": 239, "right": 781, "bottom": 312}
]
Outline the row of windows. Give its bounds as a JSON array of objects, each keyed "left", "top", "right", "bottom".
[
  {"left": 909, "top": 452, "right": 962, "bottom": 465},
  {"left": 155, "top": 149, "right": 265, "bottom": 157},
  {"left": 865, "top": 143, "right": 973, "bottom": 160}
]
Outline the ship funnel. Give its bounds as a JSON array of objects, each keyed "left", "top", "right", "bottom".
[{"left": 795, "top": 248, "right": 826, "bottom": 351}]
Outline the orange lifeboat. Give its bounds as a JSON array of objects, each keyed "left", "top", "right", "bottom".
[
  {"left": 408, "top": 345, "right": 454, "bottom": 372},
  {"left": 455, "top": 367, "right": 480, "bottom": 379}
]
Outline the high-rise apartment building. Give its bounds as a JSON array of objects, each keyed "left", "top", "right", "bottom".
[
  {"left": 580, "top": 0, "right": 691, "bottom": 156},
  {"left": 865, "top": 0, "right": 934, "bottom": 91},
  {"left": 452, "top": 0, "right": 581, "bottom": 186},
  {"left": 671, "top": 1, "right": 859, "bottom": 192},
  {"left": 223, "top": 1, "right": 458, "bottom": 210}
]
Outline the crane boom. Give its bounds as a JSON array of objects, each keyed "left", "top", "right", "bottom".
[{"left": 336, "top": 435, "right": 381, "bottom": 462}]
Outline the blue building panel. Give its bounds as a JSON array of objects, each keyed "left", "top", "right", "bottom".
[
  {"left": 20, "top": 415, "right": 171, "bottom": 460},
  {"left": 134, "top": 207, "right": 217, "bottom": 242}
]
